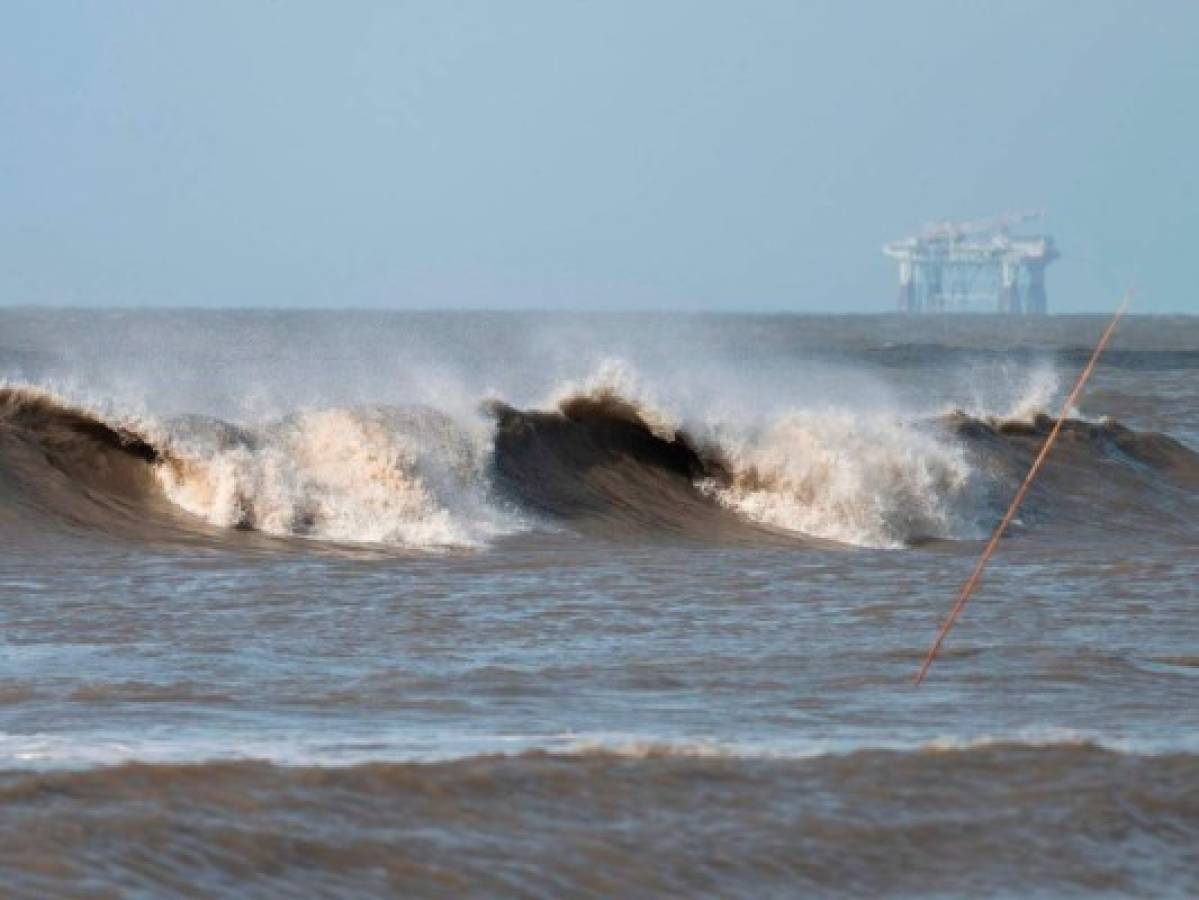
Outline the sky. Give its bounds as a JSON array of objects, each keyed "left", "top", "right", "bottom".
[{"left": 1, "top": 1, "right": 1196, "bottom": 313}]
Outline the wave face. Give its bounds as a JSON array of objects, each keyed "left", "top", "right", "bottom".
[
  {"left": 0, "top": 387, "right": 517, "bottom": 551},
  {"left": 2, "top": 379, "right": 1197, "bottom": 551},
  {"left": 2, "top": 745, "right": 1197, "bottom": 897},
  {"left": 943, "top": 411, "right": 1199, "bottom": 539},
  {"left": 489, "top": 388, "right": 989, "bottom": 547},
  {"left": 488, "top": 393, "right": 774, "bottom": 543},
  {"left": 0, "top": 387, "right": 188, "bottom": 542}
]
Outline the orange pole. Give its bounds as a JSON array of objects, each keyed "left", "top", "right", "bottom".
[{"left": 914, "top": 291, "right": 1133, "bottom": 686}]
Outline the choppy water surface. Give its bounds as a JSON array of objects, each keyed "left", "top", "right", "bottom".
[{"left": 1, "top": 311, "right": 1197, "bottom": 897}]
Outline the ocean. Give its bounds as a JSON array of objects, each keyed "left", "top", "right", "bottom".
[{"left": 1, "top": 309, "right": 1196, "bottom": 897}]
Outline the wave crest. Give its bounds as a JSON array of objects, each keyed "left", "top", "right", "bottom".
[
  {"left": 703, "top": 411, "right": 980, "bottom": 548},
  {"left": 157, "top": 407, "right": 515, "bottom": 549}
]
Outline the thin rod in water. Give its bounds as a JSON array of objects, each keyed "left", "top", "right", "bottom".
[{"left": 914, "top": 290, "right": 1133, "bottom": 686}]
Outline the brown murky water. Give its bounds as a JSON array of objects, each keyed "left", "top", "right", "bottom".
[{"left": 2, "top": 311, "right": 1197, "bottom": 897}]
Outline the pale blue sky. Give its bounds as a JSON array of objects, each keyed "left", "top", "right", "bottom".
[{"left": 2, "top": 1, "right": 1195, "bottom": 312}]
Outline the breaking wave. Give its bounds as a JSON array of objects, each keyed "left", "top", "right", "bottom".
[
  {"left": 156, "top": 406, "right": 512, "bottom": 548},
  {"left": 0, "top": 386, "right": 515, "bottom": 551},
  {"left": 701, "top": 411, "right": 978, "bottom": 547},
  {"left": 2, "top": 377, "right": 1196, "bottom": 551}
]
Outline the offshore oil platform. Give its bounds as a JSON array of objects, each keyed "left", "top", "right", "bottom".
[{"left": 884, "top": 212, "right": 1058, "bottom": 314}]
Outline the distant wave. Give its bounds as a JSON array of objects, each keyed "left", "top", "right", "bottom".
[{"left": 2, "top": 382, "right": 1196, "bottom": 551}]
